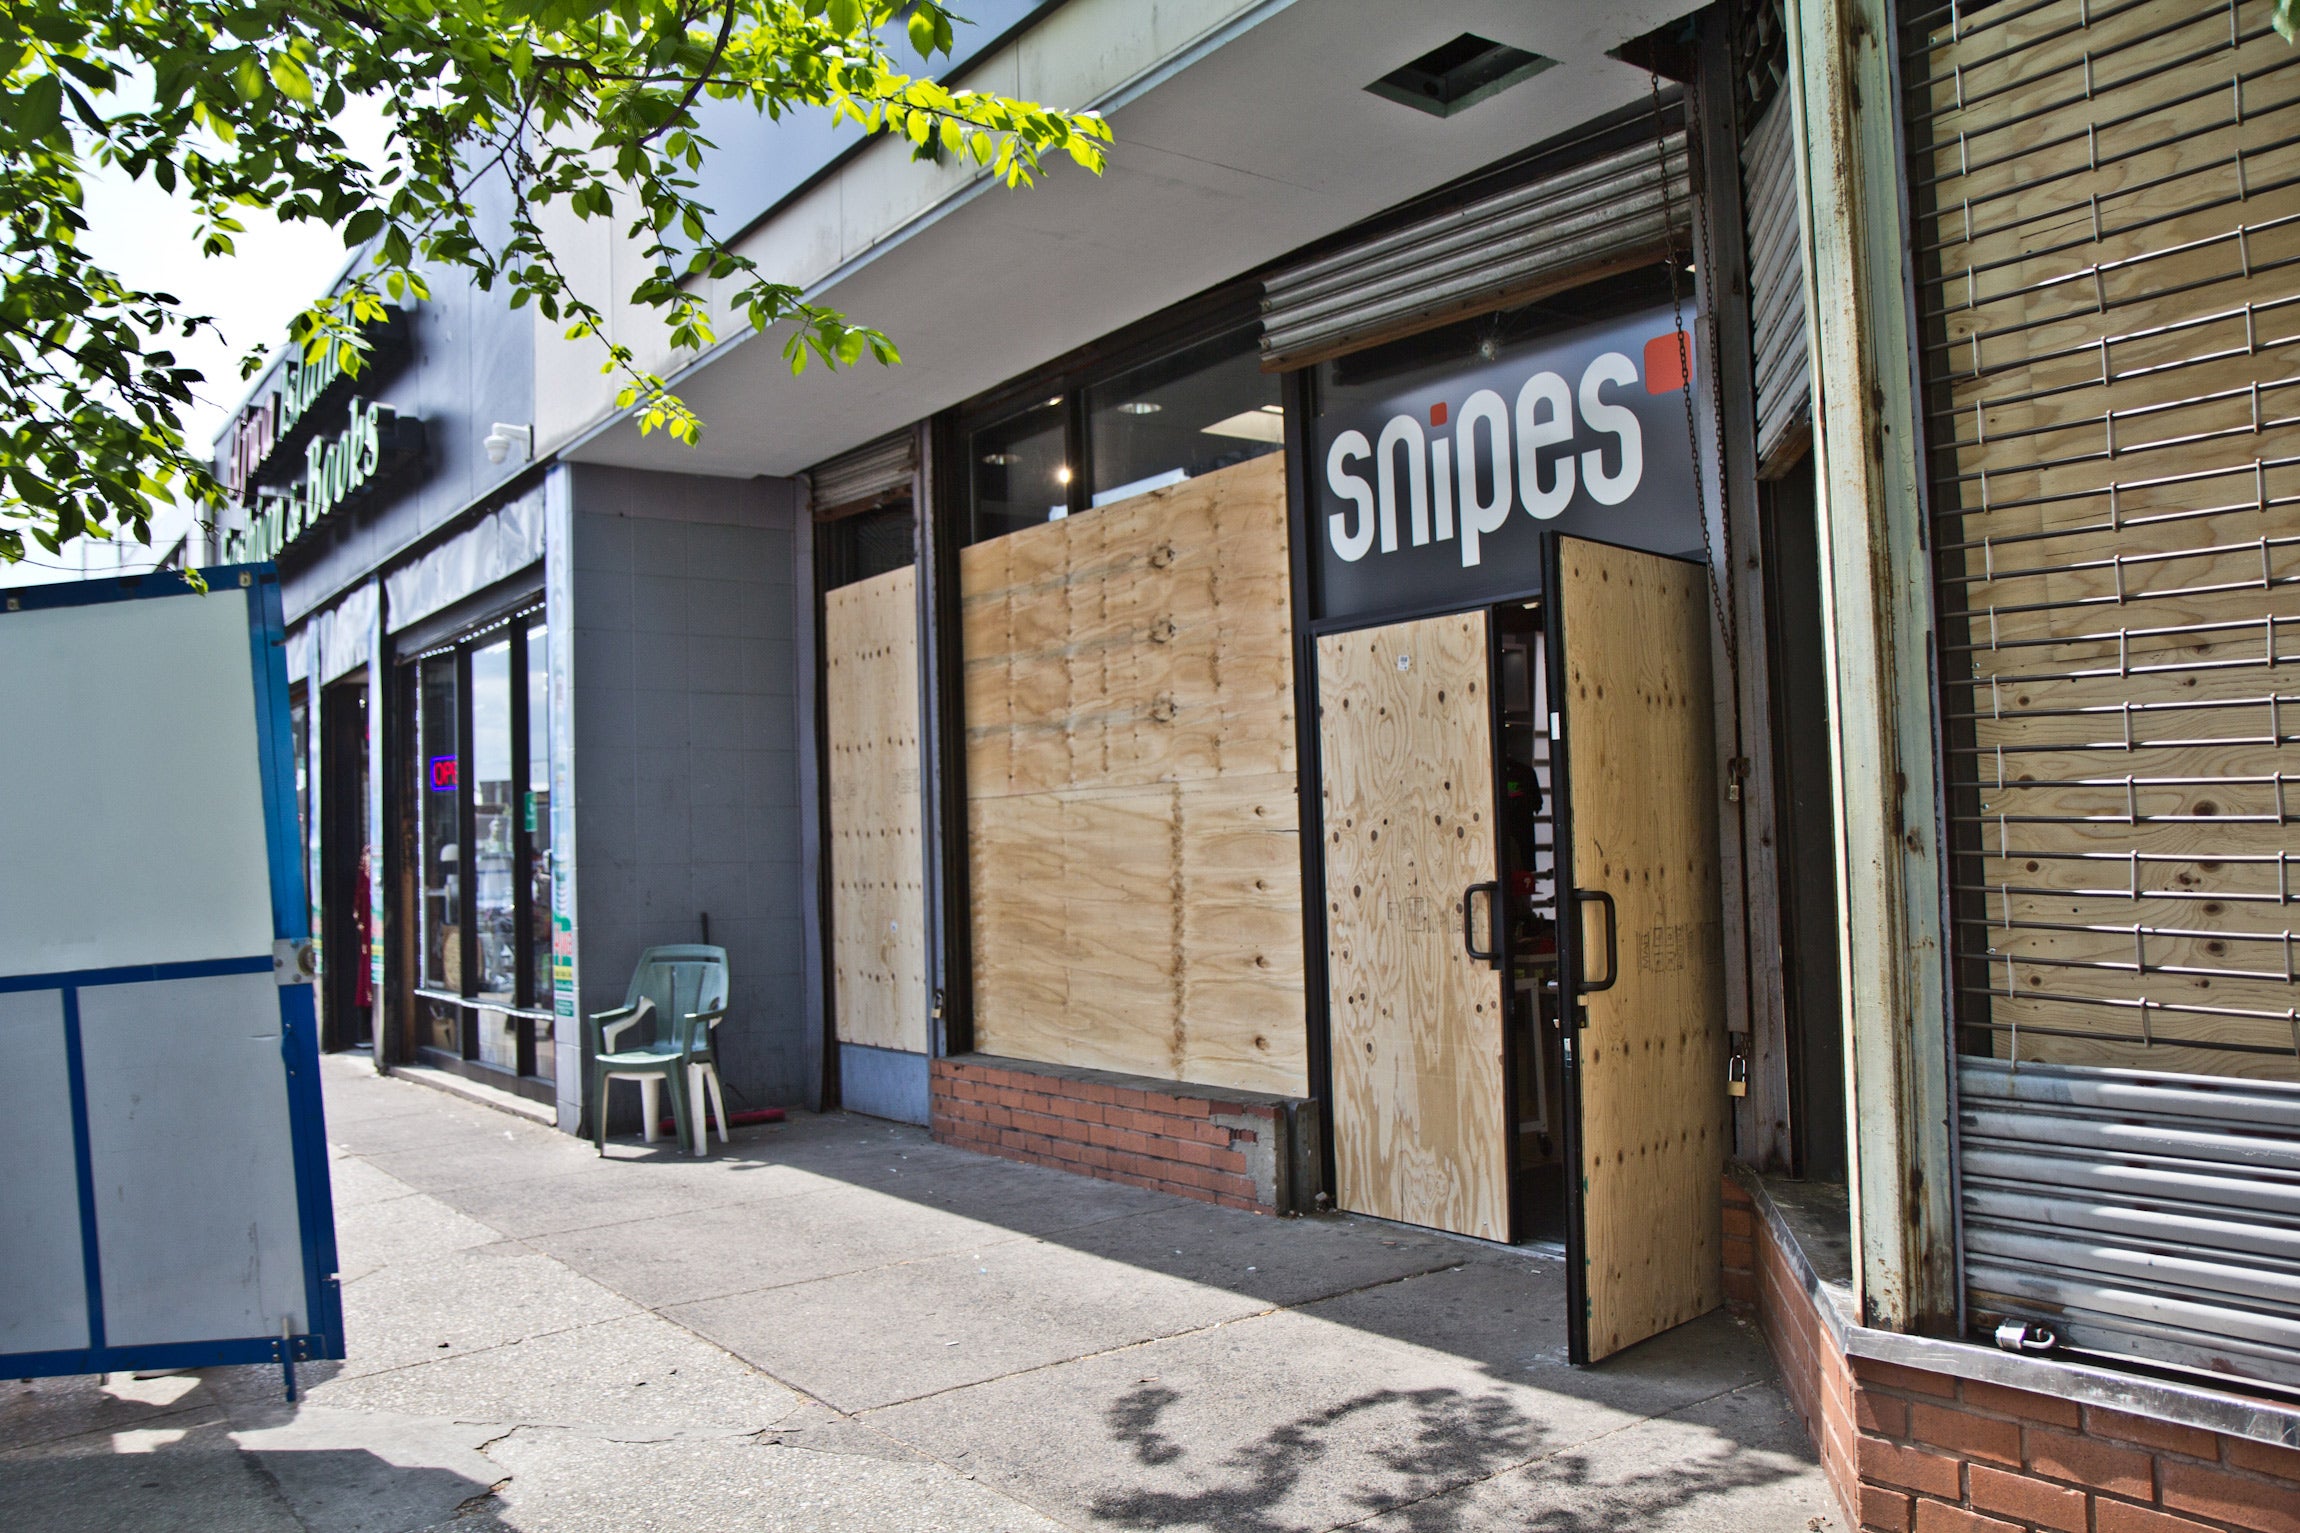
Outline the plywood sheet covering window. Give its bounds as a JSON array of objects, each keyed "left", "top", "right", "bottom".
[
  {"left": 826, "top": 564, "right": 927, "bottom": 1054},
  {"left": 1317, "top": 611, "right": 1509, "bottom": 1242},
  {"left": 959, "top": 454, "right": 1304, "bottom": 1096},
  {"left": 1913, "top": 0, "right": 2300, "bottom": 1081},
  {"left": 1558, "top": 537, "right": 1726, "bottom": 1361}
]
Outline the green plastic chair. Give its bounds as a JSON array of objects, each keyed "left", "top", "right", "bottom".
[{"left": 587, "top": 945, "right": 728, "bottom": 1155}]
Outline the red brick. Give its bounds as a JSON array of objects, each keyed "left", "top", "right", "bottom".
[
  {"left": 2160, "top": 1457, "right": 2300, "bottom": 1533},
  {"left": 1084, "top": 1081, "right": 1118, "bottom": 1105},
  {"left": 2087, "top": 1407, "right": 2219, "bottom": 1461},
  {"left": 1961, "top": 1381, "right": 2081, "bottom": 1430},
  {"left": 1723, "top": 1206, "right": 1755, "bottom": 1239},
  {"left": 1910, "top": 1402, "right": 2021, "bottom": 1466},
  {"left": 1858, "top": 1437, "right": 1963, "bottom": 1499},
  {"left": 2027, "top": 1429, "right": 2153, "bottom": 1499},
  {"left": 1724, "top": 1270, "right": 1759, "bottom": 1304},
  {"left": 1858, "top": 1484, "right": 1913, "bottom": 1531},
  {"left": 1967, "top": 1464, "right": 2086, "bottom": 1532},
  {"left": 1857, "top": 1390, "right": 1910, "bottom": 1439},
  {"left": 1854, "top": 1359, "right": 1961, "bottom": 1400},
  {"left": 2095, "top": 1500, "right": 2226, "bottom": 1533},
  {"left": 2224, "top": 1435, "right": 2300, "bottom": 1481},
  {"left": 1913, "top": 1500, "right": 2019, "bottom": 1533},
  {"left": 1722, "top": 1233, "right": 1755, "bottom": 1267}
]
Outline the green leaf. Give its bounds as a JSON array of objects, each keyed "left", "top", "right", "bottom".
[{"left": 270, "top": 52, "right": 314, "bottom": 104}]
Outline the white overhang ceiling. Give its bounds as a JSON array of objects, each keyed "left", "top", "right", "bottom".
[{"left": 565, "top": 0, "right": 1707, "bottom": 481}]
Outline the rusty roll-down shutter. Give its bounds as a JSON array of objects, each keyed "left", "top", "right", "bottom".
[
  {"left": 1903, "top": 0, "right": 2300, "bottom": 1387},
  {"left": 807, "top": 430, "right": 916, "bottom": 521},
  {"left": 1741, "top": 90, "right": 1810, "bottom": 477}
]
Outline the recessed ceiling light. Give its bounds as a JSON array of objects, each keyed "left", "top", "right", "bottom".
[
  {"left": 1056, "top": 465, "right": 1073, "bottom": 484},
  {"left": 981, "top": 452, "right": 1019, "bottom": 466},
  {"left": 1115, "top": 400, "right": 1163, "bottom": 415},
  {"left": 1367, "top": 34, "right": 1556, "bottom": 118},
  {"left": 1043, "top": 396, "right": 1063, "bottom": 408}
]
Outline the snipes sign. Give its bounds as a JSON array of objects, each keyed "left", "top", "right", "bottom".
[{"left": 1311, "top": 302, "right": 1702, "bottom": 621}]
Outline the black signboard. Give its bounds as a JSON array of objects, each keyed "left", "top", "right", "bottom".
[{"left": 1309, "top": 300, "right": 1703, "bottom": 622}]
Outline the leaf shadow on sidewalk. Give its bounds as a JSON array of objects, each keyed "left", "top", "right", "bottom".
[{"left": 1090, "top": 1377, "right": 1809, "bottom": 1533}]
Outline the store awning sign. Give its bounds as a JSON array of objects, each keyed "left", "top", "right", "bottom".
[
  {"left": 221, "top": 310, "right": 424, "bottom": 562},
  {"left": 1312, "top": 302, "right": 1703, "bottom": 621}
]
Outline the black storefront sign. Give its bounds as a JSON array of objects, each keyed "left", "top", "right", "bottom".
[{"left": 1310, "top": 302, "right": 1702, "bottom": 622}]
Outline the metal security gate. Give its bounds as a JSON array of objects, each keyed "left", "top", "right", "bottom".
[{"left": 1903, "top": 0, "right": 2300, "bottom": 1386}]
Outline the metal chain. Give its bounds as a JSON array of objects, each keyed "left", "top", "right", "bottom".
[{"left": 1651, "top": 70, "right": 1742, "bottom": 706}]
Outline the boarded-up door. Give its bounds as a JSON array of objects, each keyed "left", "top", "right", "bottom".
[
  {"left": 825, "top": 565, "right": 927, "bottom": 1055},
  {"left": 1554, "top": 535, "right": 1727, "bottom": 1362},
  {"left": 1319, "top": 610, "right": 1510, "bottom": 1241}
]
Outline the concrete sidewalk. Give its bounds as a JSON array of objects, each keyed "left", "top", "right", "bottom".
[{"left": 1, "top": 1056, "right": 1840, "bottom": 1531}]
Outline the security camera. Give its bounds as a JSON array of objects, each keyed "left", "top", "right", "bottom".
[{"left": 483, "top": 422, "right": 533, "bottom": 465}]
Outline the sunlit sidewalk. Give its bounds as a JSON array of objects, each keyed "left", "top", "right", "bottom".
[{"left": 0, "top": 1055, "right": 1838, "bottom": 1532}]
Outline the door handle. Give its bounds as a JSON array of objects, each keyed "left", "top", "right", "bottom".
[
  {"left": 1462, "top": 882, "right": 1499, "bottom": 968},
  {"left": 1574, "top": 888, "right": 1618, "bottom": 993}
]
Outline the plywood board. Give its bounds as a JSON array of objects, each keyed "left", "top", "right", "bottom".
[
  {"left": 960, "top": 456, "right": 1306, "bottom": 1095},
  {"left": 825, "top": 565, "right": 928, "bottom": 1055},
  {"left": 1558, "top": 536, "right": 1727, "bottom": 1361},
  {"left": 1319, "top": 610, "right": 1510, "bottom": 1243},
  {"left": 1920, "top": 2, "right": 2300, "bottom": 1083}
]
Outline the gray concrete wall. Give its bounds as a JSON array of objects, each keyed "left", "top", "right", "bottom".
[{"left": 567, "top": 465, "right": 807, "bottom": 1117}]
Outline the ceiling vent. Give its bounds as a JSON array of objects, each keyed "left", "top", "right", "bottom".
[{"left": 1366, "top": 34, "right": 1555, "bottom": 118}]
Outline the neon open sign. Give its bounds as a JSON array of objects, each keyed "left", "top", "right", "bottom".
[{"left": 428, "top": 755, "right": 457, "bottom": 791}]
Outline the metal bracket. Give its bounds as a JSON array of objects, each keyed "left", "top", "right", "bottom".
[{"left": 274, "top": 938, "right": 315, "bottom": 986}]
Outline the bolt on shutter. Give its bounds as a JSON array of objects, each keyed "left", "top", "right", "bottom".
[
  {"left": 1259, "top": 134, "right": 1692, "bottom": 371},
  {"left": 808, "top": 431, "right": 916, "bottom": 520},
  {"left": 1902, "top": 0, "right": 2300, "bottom": 1389},
  {"left": 1741, "top": 91, "right": 1811, "bottom": 476}
]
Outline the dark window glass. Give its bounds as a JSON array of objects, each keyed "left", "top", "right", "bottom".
[
  {"left": 970, "top": 397, "right": 1068, "bottom": 540},
  {"left": 1088, "top": 333, "right": 1281, "bottom": 507},
  {"left": 822, "top": 502, "right": 914, "bottom": 590}
]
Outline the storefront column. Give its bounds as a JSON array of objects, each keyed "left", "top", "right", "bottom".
[
  {"left": 1785, "top": 0, "right": 1955, "bottom": 1333},
  {"left": 542, "top": 466, "right": 582, "bottom": 1130}
]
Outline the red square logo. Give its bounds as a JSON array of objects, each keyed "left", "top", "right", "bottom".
[{"left": 1644, "top": 333, "right": 1689, "bottom": 394}]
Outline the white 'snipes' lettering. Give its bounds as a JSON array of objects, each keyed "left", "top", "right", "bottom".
[{"left": 1326, "top": 351, "right": 1644, "bottom": 565}]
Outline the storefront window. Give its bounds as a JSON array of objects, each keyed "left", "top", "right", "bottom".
[
  {"left": 471, "top": 636, "right": 516, "bottom": 1013},
  {"left": 969, "top": 396, "right": 1068, "bottom": 540},
  {"left": 524, "top": 614, "right": 554, "bottom": 1081},
  {"left": 404, "top": 610, "right": 556, "bottom": 1085},
  {"left": 1087, "top": 335, "right": 1281, "bottom": 506},
  {"left": 964, "top": 322, "right": 1276, "bottom": 545},
  {"left": 416, "top": 652, "right": 460, "bottom": 1051}
]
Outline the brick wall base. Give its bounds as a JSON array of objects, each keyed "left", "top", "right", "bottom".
[
  {"left": 930, "top": 1053, "right": 1312, "bottom": 1214},
  {"left": 1727, "top": 1176, "right": 2300, "bottom": 1533}
]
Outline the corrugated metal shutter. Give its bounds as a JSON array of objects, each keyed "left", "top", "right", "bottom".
[
  {"left": 808, "top": 430, "right": 915, "bottom": 520},
  {"left": 1259, "top": 134, "right": 1692, "bottom": 371},
  {"left": 1960, "top": 1060, "right": 2300, "bottom": 1380},
  {"left": 1741, "top": 91, "right": 1810, "bottom": 476},
  {"left": 1903, "top": 0, "right": 2300, "bottom": 1388}
]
